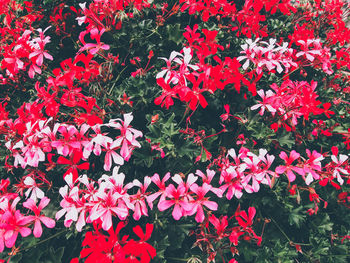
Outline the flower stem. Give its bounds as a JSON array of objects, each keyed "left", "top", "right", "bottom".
[{"left": 4, "top": 228, "right": 70, "bottom": 261}]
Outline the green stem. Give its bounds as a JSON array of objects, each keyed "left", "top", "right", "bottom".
[
  {"left": 277, "top": 66, "right": 300, "bottom": 83},
  {"left": 144, "top": 27, "right": 161, "bottom": 39},
  {"left": 108, "top": 66, "right": 129, "bottom": 95},
  {"left": 23, "top": 229, "right": 69, "bottom": 252},
  {"left": 5, "top": 228, "right": 70, "bottom": 260},
  {"left": 270, "top": 217, "right": 312, "bottom": 246},
  {"left": 167, "top": 257, "right": 189, "bottom": 261},
  {"left": 270, "top": 216, "right": 291, "bottom": 242},
  {"left": 322, "top": 255, "right": 350, "bottom": 257},
  {"left": 178, "top": 106, "right": 190, "bottom": 127}
]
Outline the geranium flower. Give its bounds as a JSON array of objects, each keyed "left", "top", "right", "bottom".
[
  {"left": 1, "top": 209, "right": 31, "bottom": 249},
  {"left": 89, "top": 190, "right": 128, "bottom": 230},
  {"left": 189, "top": 183, "right": 218, "bottom": 222},
  {"left": 275, "top": 151, "right": 305, "bottom": 182},
  {"left": 23, "top": 197, "right": 55, "bottom": 237},
  {"left": 158, "top": 184, "right": 193, "bottom": 220}
]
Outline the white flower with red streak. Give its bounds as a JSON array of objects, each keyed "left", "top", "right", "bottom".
[{"left": 107, "top": 112, "right": 143, "bottom": 161}]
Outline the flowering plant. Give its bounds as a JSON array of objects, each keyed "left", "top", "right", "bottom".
[{"left": 0, "top": 0, "right": 349, "bottom": 262}]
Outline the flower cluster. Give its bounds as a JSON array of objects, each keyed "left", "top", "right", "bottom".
[
  {"left": 76, "top": 0, "right": 151, "bottom": 31},
  {"left": 3, "top": 113, "right": 142, "bottom": 178},
  {"left": 1, "top": 27, "right": 53, "bottom": 80},
  {"left": 217, "top": 148, "right": 276, "bottom": 199},
  {"left": 215, "top": 146, "right": 349, "bottom": 198},
  {"left": 76, "top": 222, "right": 156, "bottom": 263},
  {"left": 155, "top": 46, "right": 204, "bottom": 110},
  {"left": 191, "top": 206, "right": 261, "bottom": 263},
  {"left": 238, "top": 38, "right": 296, "bottom": 74},
  {"left": 295, "top": 39, "right": 333, "bottom": 75},
  {"left": 0, "top": 179, "right": 55, "bottom": 253},
  {"left": 251, "top": 79, "right": 334, "bottom": 131},
  {"left": 56, "top": 169, "right": 143, "bottom": 231},
  {"left": 238, "top": 37, "right": 333, "bottom": 75},
  {"left": 155, "top": 25, "right": 256, "bottom": 110}
]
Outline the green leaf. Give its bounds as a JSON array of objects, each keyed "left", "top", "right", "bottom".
[
  {"left": 278, "top": 133, "right": 294, "bottom": 148},
  {"left": 288, "top": 206, "right": 306, "bottom": 228},
  {"left": 40, "top": 247, "right": 65, "bottom": 263},
  {"left": 313, "top": 214, "right": 333, "bottom": 235},
  {"left": 166, "top": 24, "right": 184, "bottom": 45}
]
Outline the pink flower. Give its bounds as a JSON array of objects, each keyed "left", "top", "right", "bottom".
[
  {"left": 130, "top": 177, "right": 152, "bottom": 220},
  {"left": 1, "top": 210, "right": 31, "bottom": 249},
  {"left": 275, "top": 151, "right": 305, "bottom": 182},
  {"left": 331, "top": 150, "right": 348, "bottom": 185},
  {"left": 147, "top": 172, "right": 171, "bottom": 209},
  {"left": 28, "top": 46, "right": 53, "bottom": 67},
  {"left": 172, "top": 172, "right": 198, "bottom": 190},
  {"left": 256, "top": 149, "right": 276, "bottom": 187},
  {"left": 219, "top": 167, "right": 244, "bottom": 199},
  {"left": 195, "top": 169, "right": 222, "bottom": 197},
  {"left": 251, "top": 89, "right": 276, "bottom": 116},
  {"left": 173, "top": 47, "right": 199, "bottom": 77},
  {"left": 79, "top": 28, "right": 110, "bottom": 55},
  {"left": 23, "top": 197, "right": 56, "bottom": 238},
  {"left": 28, "top": 63, "right": 42, "bottom": 78},
  {"left": 303, "top": 150, "right": 324, "bottom": 185},
  {"left": 83, "top": 126, "right": 111, "bottom": 158},
  {"left": 20, "top": 133, "right": 46, "bottom": 167},
  {"left": 51, "top": 125, "right": 80, "bottom": 156},
  {"left": 237, "top": 38, "right": 260, "bottom": 70},
  {"left": 296, "top": 39, "right": 322, "bottom": 62},
  {"left": 156, "top": 50, "right": 182, "bottom": 83},
  {"left": 189, "top": 183, "right": 218, "bottom": 222},
  {"left": 158, "top": 184, "right": 193, "bottom": 220},
  {"left": 242, "top": 153, "right": 262, "bottom": 193},
  {"left": 23, "top": 176, "right": 45, "bottom": 202},
  {"left": 98, "top": 167, "right": 134, "bottom": 211},
  {"left": 56, "top": 175, "right": 83, "bottom": 229}
]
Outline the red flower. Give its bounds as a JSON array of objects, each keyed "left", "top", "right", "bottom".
[
  {"left": 321, "top": 102, "right": 335, "bottom": 118},
  {"left": 236, "top": 206, "right": 256, "bottom": 228},
  {"left": 154, "top": 78, "right": 177, "bottom": 109},
  {"left": 80, "top": 222, "right": 156, "bottom": 263},
  {"left": 57, "top": 150, "right": 89, "bottom": 180},
  {"left": 209, "top": 214, "right": 229, "bottom": 239},
  {"left": 123, "top": 224, "right": 156, "bottom": 262}
]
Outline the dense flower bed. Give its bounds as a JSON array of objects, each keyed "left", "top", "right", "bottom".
[{"left": 0, "top": 0, "right": 349, "bottom": 262}]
